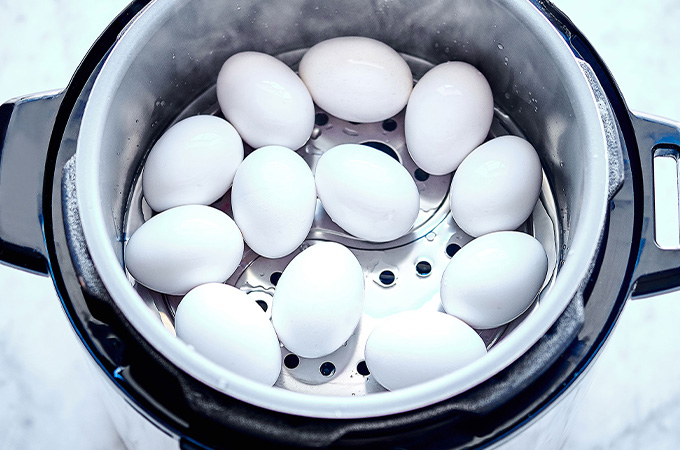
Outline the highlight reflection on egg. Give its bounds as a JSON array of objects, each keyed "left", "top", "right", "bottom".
[
  {"left": 142, "top": 115, "right": 243, "bottom": 212},
  {"left": 125, "top": 205, "right": 244, "bottom": 295},
  {"left": 315, "top": 144, "right": 420, "bottom": 242},
  {"left": 216, "top": 51, "right": 315, "bottom": 149},
  {"left": 405, "top": 61, "right": 494, "bottom": 175},
  {"left": 231, "top": 145, "right": 317, "bottom": 258},
  {"left": 441, "top": 231, "right": 548, "bottom": 329},
  {"left": 365, "top": 310, "right": 487, "bottom": 391},
  {"left": 299, "top": 36, "right": 413, "bottom": 123},
  {"left": 271, "top": 242, "right": 364, "bottom": 359},
  {"left": 450, "top": 135, "right": 543, "bottom": 237},
  {"left": 175, "top": 283, "right": 282, "bottom": 386}
]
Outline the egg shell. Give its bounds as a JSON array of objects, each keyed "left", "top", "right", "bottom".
[
  {"left": 299, "top": 36, "right": 413, "bottom": 123},
  {"left": 271, "top": 242, "right": 364, "bottom": 358},
  {"left": 315, "top": 144, "right": 420, "bottom": 242},
  {"left": 175, "top": 283, "right": 282, "bottom": 386},
  {"left": 365, "top": 311, "right": 487, "bottom": 391},
  {"left": 216, "top": 51, "right": 315, "bottom": 149},
  {"left": 450, "top": 135, "right": 543, "bottom": 237},
  {"left": 125, "top": 205, "right": 244, "bottom": 295},
  {"left": 440, "top": 231, "right": 548, "bottom": 329},
  {"left": 405, "top": 61, "right": 494, "bottom": 175},
  {"left": 142, "top": 115, "right": 244, "bottom": 212},
  {"left": 231, "top": 146, "right": 317, "bottom": 258}
]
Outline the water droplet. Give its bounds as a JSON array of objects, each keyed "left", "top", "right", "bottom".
[
  {"left": 444, "top": 46, "right": 450, "bottom": 53},
  {"left": 434, "top": 43, "right": 439, "bottom": 49},
  {"left": 343, "top": 127, "right": 359, "bottom": 137},
  {"left": 504, "top": 92, "right": 511, "bottom": 100},
  {"left": 497, "top": 43, "right": 504, "bottom": 50},
  {"left": 216, "top": 377, "right": 230, "bottom": 390},
  {"left": 426, "top": 232, "right": 436, "bottom": 242}
]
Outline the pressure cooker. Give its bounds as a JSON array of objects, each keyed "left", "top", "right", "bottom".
[{"left": 2, "top": 0, "right": 680, "bottom": 448}]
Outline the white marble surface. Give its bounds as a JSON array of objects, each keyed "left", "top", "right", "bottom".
[{"left": 1, "top": 1, "right": 680, "bottom": 448}]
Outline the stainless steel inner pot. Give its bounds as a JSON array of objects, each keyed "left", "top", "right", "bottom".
[{"left": 75, "top": 0, "right": 622, "bottom": 418}]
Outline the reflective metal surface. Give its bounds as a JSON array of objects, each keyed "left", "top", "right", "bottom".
[
  {"left": 629, "top": 113, "right": 680, "bottom": 297},
  {"left": 75, "top": 0, "right": 617, "bottom": 419},
  {"left": 124, "top": 77, "right": 561, "bottom": 397},
  {"left": 11, "top": 0, "right": 673, "bottom": 447},
  {"left": 0, "top": 91, "right": 62, "bottom": 273}
]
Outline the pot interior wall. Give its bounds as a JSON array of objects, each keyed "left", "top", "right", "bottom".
[
  {"left": 77, "top": 0, "right": 610, "bottom": 418},
  {"left": 103, "top": 0, "right": 581, "bottom": 260}
]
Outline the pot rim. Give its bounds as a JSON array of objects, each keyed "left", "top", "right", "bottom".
[{"left": 76, "top": 0, "right": 613, "bottom": 419}]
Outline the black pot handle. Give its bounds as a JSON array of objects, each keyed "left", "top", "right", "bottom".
[
  {"left": 0, "top": 91, "right": 62, "bottom": 274},
  {"left": 630, "top": 112, "right": 680, "bottom": 298}
]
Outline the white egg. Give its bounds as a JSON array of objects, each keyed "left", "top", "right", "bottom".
[
  {"left": 365, "top": 311, "right": 486, "bottom": 391},
  {"left": 175, "top": 283, "right": 281, "bottom": 386},
  {"left": 299, "top": 36, "right": 413, "bottom": 123},
  {"left": 440, "top": 231, "right": 548, "bottom": 329},
  {"left": 231, "top": 146, "right": 317, "bottom": 258},
  {"left": 216, "top": 51, "right": 315, "bottom": 149},
  {"left": 315, "top": 144, "right": 420, "bottom": 242},
  {"left": 125, "top": 205, "right": 244, "bottom": 295},
  {"left": 405, "top": 61, "right": 494, "bottom": 175},
  {"left": 450, "top": 135, "right": 543, "bottom": 237},
  {"left": 142, "top": 115, "right": 244, "bottom": 212},
  {"left": 271, "top": 242, "right": 364, "bottom": 358}
]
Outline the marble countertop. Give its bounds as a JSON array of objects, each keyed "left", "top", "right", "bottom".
[{"left": 1, "top": 1, "right": 679, "bottom": 448}]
